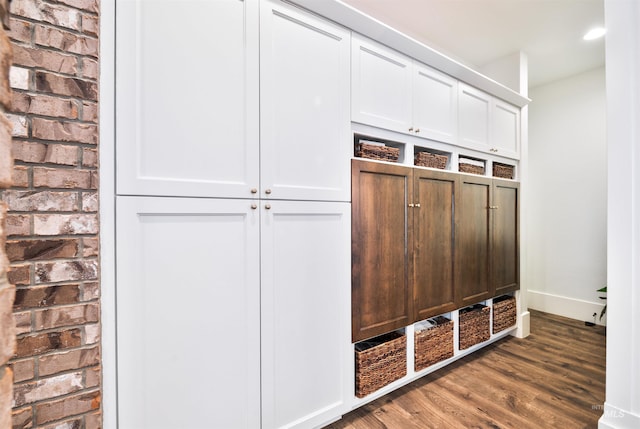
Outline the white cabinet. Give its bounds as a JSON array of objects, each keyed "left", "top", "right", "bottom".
[
  {"left": 261, "top": 200, "right": 351, "bottom": 429},
  {"left": 459, "top": 83, "right": 521, "bottom": 159},
  {"left": 115, "top": 0, "right": 259, "bottom": 198},
  {"left": 261, "top": 1, "right": 351, "bottom": 202},
  {"left": 351, "top": 34, "right": 413, "bottom": 133},
  {"left": 352, "top": 35, "right": 458, "bottom": 144},
  {"left": 115, "top": 196, "right": 261, "bottom": 429}
]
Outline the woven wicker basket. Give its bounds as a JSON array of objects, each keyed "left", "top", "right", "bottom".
[
  {"left": 355, "top": 331, "right": 406, "bottom": 397},
  {"left": 493, "top": 295, "right": 517, "bottom": 333},
  {"left": 414, "top": 316, "right": 454, "bottom": 371},
  {"left": 459, "top": 304, "right": 490, "bottom": 350},
  {"left": 356, "top": 143, "right": 400, "bottom": 162},
  {"left": 459, "top": 160, "right": 485, "bottom": 175},
  {"left": 415, "top": 151, "right": 447, "bottom": 169},
  {"left": 493, "top": 163, "right": 515, "bottom": 179}
]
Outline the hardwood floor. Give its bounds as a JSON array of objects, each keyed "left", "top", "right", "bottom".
[{"left": 326, "top": 310, "right": 606, "bottom": 429}]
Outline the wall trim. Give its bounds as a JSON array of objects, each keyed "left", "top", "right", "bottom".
[
  {"left": 528, "top": 289, "right": 606, "bottom": 326},
  {"left": 598, "top": 403, "right": 640, "bottom": 429}
]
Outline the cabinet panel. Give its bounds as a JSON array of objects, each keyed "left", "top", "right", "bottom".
[
  {"left": 352, "top": 35, "right": 413, "bottom": 133},
  {"left": 459, "top": 83, "right": 491, "bottom": 150},
  {"left": 261, "top": 1, "right": 351, "bottom": 201},
  {"left": 116, "top": 197, "right": 260, "bottom": 429},
  {"left": 261, "top": 201, "right": 351, "bottom": 429},
  {"left": 116, "top": 0, "right": 259, "bottom": 198},
  {"left": 492, "top": 180, "right": 520, "bottom": 295},
  {"left": 458, "top": 176, "right": 492, "bottom": 306},
  {"left": 492, "top": 100, "right": 521, "bottom": 159},
  {"left": 352, "top": 160, "right": 413, "bottom": 341},
  {"left": 413, "top": 64, "right": 458, "bottom": 143},
  {"left": 413, "top": 170, "right": 458, "bottom": 320}
]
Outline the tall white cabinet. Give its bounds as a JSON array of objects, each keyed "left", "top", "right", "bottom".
[{"left": 114, "top": 1, "right": 351, "bottom": 428}]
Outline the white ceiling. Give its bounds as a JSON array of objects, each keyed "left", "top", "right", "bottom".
[{"left": 341, "top": 0, "right": 605, "bottom": 88}]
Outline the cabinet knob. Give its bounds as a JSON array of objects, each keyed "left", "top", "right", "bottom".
[
  {"left": 265, "top": 204, "right": 272, "bottom": 210},
  {"left": 415, "top": 203, "right": 421, "bottom": 208},
  {"left": 250, "top": 188, "right": 258, "bottom": 194},
  {"left": 488, "top": 205, "right": 499, "bottom": 210},
  {"left": 251, "top": 204, "right": 257, "bottom": 210},
  {"left": 408, "top": 127, "right": 414, "bottom": 132},
  {"left": 408, "top": 203, "right": 415, "bottom": 208},
  {"left": 414, "top": 128, "right": 420, "bottom": 133},
  {"left": 265, "top": 189, "right": 272, "bottom": 195}
]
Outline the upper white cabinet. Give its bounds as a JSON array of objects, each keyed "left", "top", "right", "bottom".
[
  {"left": 352, "top": 35, "right": 458, "bottom": 144},
  {"left": 459, "top": 83, "right": 521, "bottom": 159},
  {"left": 351, "top": 34, "right": 413, "bottom": 133},
  {"left": 261, "top": 200, "right": 351, "bottom": 429},
  {"left": 261, "top": 1, "right": 351, "bottom": 202},
  {"left": 116, "top": 0, "right": 259, "bottom": 198}
]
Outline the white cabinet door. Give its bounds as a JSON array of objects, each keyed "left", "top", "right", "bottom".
[
  {"left": 351, "top": 34, "right": 412, "bottom": 134},
  {"left": 116, "top": 0, "right": 259, "bottom": 198},
  {"left": 116, "top": 196, "right": 261, "bottom": 429},
  {"left": 491, "top": 99, "right": 521, "bottom": 159},
  {"left": 261, "top": 200, "right": 352, "bottom": 429},
  {"left": 458, "top": 83, "right": 491, "bottom": 151},
  {"left": 413, "top": 63, "right": 458, "bottom": 143},
  {"left": 261, "top": 1, "right": 351, "bottom": 202}
]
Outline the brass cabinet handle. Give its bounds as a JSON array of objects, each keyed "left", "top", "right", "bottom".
[
  {"left": 415, "top": 203, "right": 421, "bottom": 208},
  {"left": 488, "top": 205, "right": 499, "bottom": 209},
  {"left": 408, "top": 203, "right": 415, "bottom": 208}
]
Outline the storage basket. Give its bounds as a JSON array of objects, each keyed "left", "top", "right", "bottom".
[
  {"left": 355, "top": 331, "right": 407, "bottom": 397},
  {"left": 493, "top": 295, "right": 517, "bottom": 333},
  {"left": 414, "top": 316, "right": 454, "bottom": 371},
  {"left": 458, "top": 158, "right": 485, "bottom": 175},
  {"left": 459, "top": 304, "right": 490, "bottom": 350},
  {"left": 356, "top": 142, "right": 400, "bottom": 162},
  {"left": 415, "top": 151, "right": 448, "bottom": 169},
  {"left": 493, "top": 163, "right": 515, "bottom": 179}
]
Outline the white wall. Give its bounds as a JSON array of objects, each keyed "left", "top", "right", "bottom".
[{"left": 527, "top": 67, "right": 607, "bottom": 324}]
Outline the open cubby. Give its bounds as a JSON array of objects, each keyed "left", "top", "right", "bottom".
[
  {"left": 414, "top": 147, "right": 450, "bottom": 170},
  {"left": 354, "top": 134, "right": 404, "bottom": 163}
]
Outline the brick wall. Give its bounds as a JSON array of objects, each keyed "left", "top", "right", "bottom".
[
  {"left": 1, "top": 1, "right": 16, "bottom": 428},
  {"left": 1, "top": 0, "right": 101, "bottom": 427}
]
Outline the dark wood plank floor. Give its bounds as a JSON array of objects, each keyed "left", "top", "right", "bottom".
[{"left": 326, "top": 310, "right": 606, "bottom": 429}]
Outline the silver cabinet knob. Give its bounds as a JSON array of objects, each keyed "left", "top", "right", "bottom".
[
  {"left": 251, "top": 204, "right": 257, "bottom": 210},
  {"left": 265, "top": 204, "right": 272, "bottom": 210},
  {"left": 265, "top": 189, "right": 272, "bottom": 195},
  {"left": 250, "top": 188, "right": 258, "bottom": 194}
]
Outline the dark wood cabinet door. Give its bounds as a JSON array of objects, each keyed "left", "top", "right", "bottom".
[
  {"left": 458, "top": 175, "right": 492, "bottom": 307},
  {"left": 413, "top": 169, "right": 458, "bottom": 321},
  {"left": 352, "top": 159, "right": 413, "bottom": 342},
  {"left": 492, "top": 180, "right": 519, "bottom": 295}
]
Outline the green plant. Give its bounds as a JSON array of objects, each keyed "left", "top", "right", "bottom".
[{"left": 598, "top": 286, "right": 607, "bottom": 320}]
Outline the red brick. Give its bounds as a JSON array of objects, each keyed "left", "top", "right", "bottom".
[
  {"left": 14, "top": 310, "right": 31, "bottom": 335},
  {"left": 57, "top": 0, "right": 99, "bottom": 13},
  {"left": 33, "top": 118, "right": 97, "bottom": 144},
  {"left": 35, "top": 390, "right": 100, "bottom": 425},
  {"left": 11, "top": 406, "right": 33, "bottom": 429},
  {"left": 81, "top": 14, "right": 98, "bottom": 37},
  {"left": 0, "top": 368, "right": 14, "bottom": 428},
  {"left": 11, "top": 0, "right": 82, "bottom": 32},
  {"left": 12, "top": 92, "right": 79, "bottom": 119},
  {"left": 81, "top": 101, "right": 97, "bottom": 123},
  {"left": 83, "top": 323, "right": 99, "bottom": 345},
  {"left": 89, "top": 171, "right": 98, "bottom": 189},
  {"left": 44, "top": 144, "right": 80, "bottom": 166},
  {"left": 12, "top": 166, "right": 30, "bottom": 188},
  {"left": 0, "top": 29, "right": 11, "bottom": 109},
  {"left": 81, "top": 282, "right": 98, "bottom": 301},
  {"left": 7, "top": 113, "right": 28, "bottom": 137},
  {"left": 14, "top": 284, "right": 81, "bottom": 310},
  {"left": 7, "top": 18, "right": 32, "bottom": 44},
  {"left": 85, "top": 365, "right": 100, "bottom": 388},
  {"left": 42, "top": 417, "right": 82, "bottom": 429},
  {"left": 12, "top": 45, "right": 78, "bottom": 76},
  {"left": 12, "top": 141, "right": 47, "bottom": 164},
  {"left": 81, "top": 148, "right": 97, "bottom": 168},
  {"left": 33, "top": 213, "right": 97, "bottom": 235},
  {"left": 14, "top": 329, "right": 82, "bottom": 358},
  {"left": 8, "top": 264, "right": 30, "bottom": 285},
  {"left": 34, "top": 303, "right": 99, "bottom": 330},
  {"left": 38, "top": 346, "right": 99, "bottom": 376},
  {"left": 9, "top": 65, "right": 29, "bottom": 90},
  {"left": 0, "top": 113, "right": 12, "bottom": 187},
  {"left": 13, "top": 371, "right": 84, "bottom": 407},
  {"left": 82, "top": 237, "right": 98, "bottom": 257},
  {"left": 82, "top": 192, "right": 97, "bottom": 212},
  {"left": 35, "top": 72, "right": 97, "bottom": 100},
  {"left": 35, "top": 25, "right": 98, "bottom": 58},
  {"left": 10, "top": 358, "right": 35, "bottom": 383},
  {"left": 5, "top": 214, "right": 31, "bottom": 237},
  {"left": 81, "top": 57, "right": 98, "bottom": 80},
  {"left": 6, "top": 239, "right": 79, "bottom": 262},
  {"left": 35, "top": 260, "right": 98, "bottom": 283},
  {"left": 0, "top": 279, "right": 16, "bottom": 362},
  {"left": 2, "top": 190, "right": 79, "bottom": 212},
  {"left": 33, "top": 167, "right": 91, "bottom": 189}
]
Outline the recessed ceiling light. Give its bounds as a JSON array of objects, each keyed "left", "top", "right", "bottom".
[{"left": 583, "top": 27, "right": 606, "bottom": 41}]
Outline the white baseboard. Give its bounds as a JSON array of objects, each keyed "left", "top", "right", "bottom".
[
  {"left": 512, "top": 310, "right": 530, "bottom": 338},
  {"left": 527, "top": 290, "right": 607, "bottom": 326},
  {"left": 598, "top": 403, "right": 640, "bottom": 429}
]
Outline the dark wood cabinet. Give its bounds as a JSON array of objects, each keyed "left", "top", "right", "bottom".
[
  {"left": 352, "top": 159, "right": 519, "bottom": 342},
  {"left": 413, "top": 169, "right": 459, "bottom": 321},
  {"left": 351, "top": 160, "right": 413, "bottom": 342}
]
